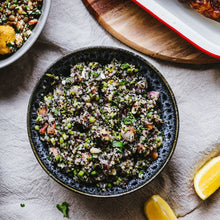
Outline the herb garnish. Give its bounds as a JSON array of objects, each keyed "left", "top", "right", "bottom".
[
  {"left": 123, "top": 116, "right": 136, "bottom": 125},
  {"left": 56, "top": 202, "right": 69, "bottom": 218},
  {"left": 113, "top": 141, "right": 124, "bottom": 148}
]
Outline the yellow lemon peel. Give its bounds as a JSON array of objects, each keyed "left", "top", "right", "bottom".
[
  {"left": 194, "top": 156, "right": 220, "bottom": 200},
  {"left": 144, "top": 195, "right": 177, "bottom": 220}
]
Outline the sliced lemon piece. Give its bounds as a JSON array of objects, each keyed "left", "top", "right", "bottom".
[
  {"left": 144, "top": 195, "right": 177, "bottom": 220},
  {"left": 194, "top": 156, "right": 220, "bottom": 200}
]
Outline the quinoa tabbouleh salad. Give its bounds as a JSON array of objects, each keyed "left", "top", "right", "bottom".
[
  {"left": 35, "top": 60, "right": 164, "bottom": 191},
  {"left": 0, "top": 0, "right": 42, "bottom": 55}
]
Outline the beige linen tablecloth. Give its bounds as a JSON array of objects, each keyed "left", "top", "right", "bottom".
[{"left": 0, "top": 1, "right": 220, "bottom": 219}]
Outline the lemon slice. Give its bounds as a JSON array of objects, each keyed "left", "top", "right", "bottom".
[
  {"left": 144, "top": 195, "right": 177, "bottom": 220},
  {"left": 194, "top": 156, "right": 220, "bottom": 200}
]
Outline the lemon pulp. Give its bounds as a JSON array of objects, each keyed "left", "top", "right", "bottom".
[{"left": 194, "top": 156, "right": 220, "bottom": 200}]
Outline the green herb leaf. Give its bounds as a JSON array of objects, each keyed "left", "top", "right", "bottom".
[
  {"left": 113, "top": 141, "right": 124, "bottom": 148},
  {"left": 123, "top": 116, "right": 136, "bottom": 125},
  {"left": 117, "top": 148, "right": 123, "bottom": 153},
  {"left": 56, "top": 202, "right": 69, "bottom": 218},
  {"left": 91, "top": 72, "right": 99, "bottom": 77},
  {"left": 54, "top": 108, "right": 59, "bottom": 115},
  {"left": 119, "top": 80, "right": 129, "bottom": 86},
  {"left": 6, "top": 42, "right": 12, "bottom": 47},
  {"left": 158, "top": 132, "right": 164, "bottom": 136},
  {"left": 121, "top": 63, "right": 130, "bottom": 69},
  {"left": 20, "top": 203, "right": 25, "bottom": 207}
]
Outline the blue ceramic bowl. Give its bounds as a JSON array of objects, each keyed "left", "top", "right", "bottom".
[{"left": 27, "top": 47, "right": 179, "bottom": 197}]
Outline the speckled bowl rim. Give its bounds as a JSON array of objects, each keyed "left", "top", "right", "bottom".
[
  {"left": 27, "top": 46, "right": 179, "bottom": 197},
  {"left": 0, "top": 0, "right": 51, "bottom": 69}
]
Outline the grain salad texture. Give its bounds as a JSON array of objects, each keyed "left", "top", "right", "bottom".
[
  {"left": 0, "top": 0, "right": 42, "bottom": 55},
  {"left": 35, "top": 60, "right": 164, "bottom": 191}
]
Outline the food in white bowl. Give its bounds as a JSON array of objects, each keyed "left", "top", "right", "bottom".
[
  {"left": 0, "top": 0, "right": 43, "bottom": 55},
  {"left": 0, "top": 0, "right": 51, "bottom": 68}
]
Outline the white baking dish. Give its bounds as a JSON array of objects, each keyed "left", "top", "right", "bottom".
[{"left": 132, "top": 0, "right": 220, "bottom": 59}]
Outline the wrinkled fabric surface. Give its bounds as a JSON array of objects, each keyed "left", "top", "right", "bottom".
[{"left": 0, "top": 1, "right": 220, "bottom": 219}]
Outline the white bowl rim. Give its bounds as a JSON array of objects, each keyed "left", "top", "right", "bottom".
[{"left": 0, "top": 0, "right": 51, "bottom": 69}]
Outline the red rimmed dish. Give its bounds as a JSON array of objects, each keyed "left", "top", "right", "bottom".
[{"left": 132, "top": 0, "right": 220, "bottom": 59}]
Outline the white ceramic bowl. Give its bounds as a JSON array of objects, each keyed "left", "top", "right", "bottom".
[{"left": 0, "top": 0, "right": 51, "bottom": 69}]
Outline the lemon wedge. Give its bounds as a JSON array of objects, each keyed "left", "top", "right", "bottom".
[
  {"left": 144, "top": 195, "right": 177, "bottom": 220},
  {"left": 194, "top": 156, "right": 220, "bottom": 200}
]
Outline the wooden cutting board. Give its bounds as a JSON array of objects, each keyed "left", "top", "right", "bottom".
[{"left": 82, "top": 0, "right": 220, "bottom": 64}]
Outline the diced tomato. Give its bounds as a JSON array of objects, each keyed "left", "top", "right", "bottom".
[
  {"left": 81, "top": 152, "right": 91, "bottom": 161},
  {"left": 147, "top": 124, "right": 154, "bottom": 130},
  {"left": 138, "top": 144, "right": 144, "bottom": 152},
  {"left": 28, "top": 19, "right": 38, "bottom": 25},
  {"left": 39, "top": 124, "right": 48, "bottom": 134},
  {"left": 128, "top": 126, "right": 136, "bottom": 134},
  {"left": 47, "top": 122, "right": 56, "bottom": 135},
  {"left": 38, "top": 107, "right": 47, "bottom": 116},
  {"left": 151, "top": 151, "right": 158, "bottom": 160},
  {"left": 91, "top": 88, "right": 97, "bottom": 94}
]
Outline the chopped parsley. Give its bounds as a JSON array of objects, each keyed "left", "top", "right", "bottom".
[
  {"left": 56, "top": 202, "right": 69, "bottom": 218},
  {"left": 113, "top": 141, "right": 124, "bottom": 148},
  {"left": 123, "top": 116, "right": 136, "bottom": 125}
]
